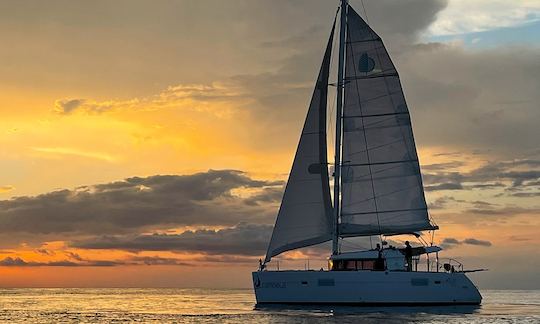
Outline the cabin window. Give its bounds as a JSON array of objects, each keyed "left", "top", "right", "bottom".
[
  {"left": 330, "top": 259, "right": 384, "bottom": 271},
  {"left": 361, "top": 260, "right": 375, "bottom": 270},
  {"left": 330, "top": 260, "right": 349, "bottom": 271}
]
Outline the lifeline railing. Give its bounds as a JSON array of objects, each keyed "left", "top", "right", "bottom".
[{"left": 262, "top": 256, "right": 466, "bottom": 273}]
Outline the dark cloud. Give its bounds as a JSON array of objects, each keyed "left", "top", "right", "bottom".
[
  {"left": 0, "top": 253, "right": 197, "bottom": 267},
  {"left": 465, "top": 206, "right": 540, "bottom": 217},
  {"left": 468, "top": 183, "right": 506, "bottom": 190},
  {"left": 35, "top": 249, "right": 55, "bottom": 256},
  {"left": 422, "top": 161, "right": 464, "bottom": 172},
  {"left": 427, "top": 196, "right": 465, "bottom": 210},
  {"left": 243, "top": 187, "right": 283, "bottom": 206},
  {"left": 0, "top": 256, "right": 119, "bottom": 267},
  {"left": 470, "top": 200, "right": 497, "bottom": 208},
  {"left": 0, "top": 170, "right": 279, "bottom": 238},
  {"left": 71, "top": 222, "right": 272, "bottom": 256},
  {"left": 508, "top": 235, "right": 531, "bottom": 242},
  {"left": 441, "top": 238, "right": 460, "bottom": 245},
  {"left": 466, "top": 160, "right": 540, "bottom": 189},
  {"left": 0, "top": 254, "right": 256, "bottom": 267},
  {"left": 423, "top": 172, "right": 464, "bottom": 187},
  {"left": 126, "top": 256, "right": 192, "bottom": 266},
  {"left": 441, "top": 237, "right": 492, "bottom": 249},
  {"left": 422, "top": 158, "right": 540, "bottom": 195},
  {"left": 357, "top": 0, "right": 448, "bottom": 46},
  {"left": 427, "top": 196, "right": 498, "bottom": 211},
  {"left": 65, "top": 251, "right": 83, "bottom": 261},
  {"left": 425, "top": 182, "right": 463, "bottom": 191},
  {"left": 462, "top": 238, "right": 492, "bottom": 247},
  {"left": 432, "top": 152, "right": 463, "bottom": 157},
  {"left": 54, "top": 99, "right": 85, "bottom": 114},
  {"left": 510, "top": 192, "right": 540, "bottom": 198},
  {"left": 0, "top": 257, "right": 27, "bottom": 266}
]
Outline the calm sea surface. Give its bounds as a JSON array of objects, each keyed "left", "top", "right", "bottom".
[{"left": 0, "top": 288, "right": 538, "bottom": 323}]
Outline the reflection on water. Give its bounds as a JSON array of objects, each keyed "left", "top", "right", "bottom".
[{"left": 0, "top": 288, "right": 537, "bottom": 323}]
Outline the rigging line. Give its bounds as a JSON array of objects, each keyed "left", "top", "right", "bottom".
[
  {"left": 347, "top": 24, "right": 383, "bottom": 239},
  {"left": 360, "top": 0, "right": 370, "bottom": 26}
]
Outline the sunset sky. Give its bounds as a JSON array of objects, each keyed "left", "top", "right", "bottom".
[{"left": 1, "top": 0, "right": 539, "bottom": 289}]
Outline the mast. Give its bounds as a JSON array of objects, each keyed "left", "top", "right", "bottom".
[{"left": 332, "top": 0, "right": 347, "bottom": 255}]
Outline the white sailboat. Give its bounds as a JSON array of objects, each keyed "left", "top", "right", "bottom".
[{"left": 252, "top": 0, "right": 483, "bottom": 305}]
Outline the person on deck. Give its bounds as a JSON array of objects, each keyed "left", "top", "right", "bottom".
[
  {"left": 375, "top": 243, "right": 385, "bottom": 271},
  {"left": 404, "top": 241, "right": 413, "bottom": 271}
]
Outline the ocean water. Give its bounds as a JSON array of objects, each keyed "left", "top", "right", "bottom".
[{"left": 0, "top": 288, "right": 538, "bottom": 323}]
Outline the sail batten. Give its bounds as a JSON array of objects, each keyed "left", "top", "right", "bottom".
[
  {"left": 339, "top": 7, "right": 435, "bottom": 237},
  {"left": 263, "top": 24, "right": 335, "bottom": 263}
]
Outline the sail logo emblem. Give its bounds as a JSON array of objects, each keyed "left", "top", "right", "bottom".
[{"left": 358, "top": 53, "right": 375, "bottom": 73}]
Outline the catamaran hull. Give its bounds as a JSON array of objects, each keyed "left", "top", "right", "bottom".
[{"left": 252, "top": 270, "right": 481, "bottom": 305}]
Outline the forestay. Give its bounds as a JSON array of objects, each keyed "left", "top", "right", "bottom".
[
  {"left": 339, "top": 8, "right": 436, "bottom": 237},
  {"left": 264, "top": 26, "right": 335, "bottom": 263}
]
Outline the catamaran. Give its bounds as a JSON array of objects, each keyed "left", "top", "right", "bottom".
[{"left": 253, "top": 0, "right": 483, "bottom": 305}]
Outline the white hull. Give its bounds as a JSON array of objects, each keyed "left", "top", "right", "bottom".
[{"left": 252, "top": 270, "right": 481, "bottom": 305}]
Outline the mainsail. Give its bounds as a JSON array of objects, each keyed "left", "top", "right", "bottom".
[
  {"left": 339, "top": 7, "right": 436, "bottom": 237},
  {"left": 264, "top": 26, "right": 335, "bottom": 263}
]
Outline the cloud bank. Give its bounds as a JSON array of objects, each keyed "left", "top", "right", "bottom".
[{"left": 0, "top": 170, "right": 282, "bottom": 238}]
